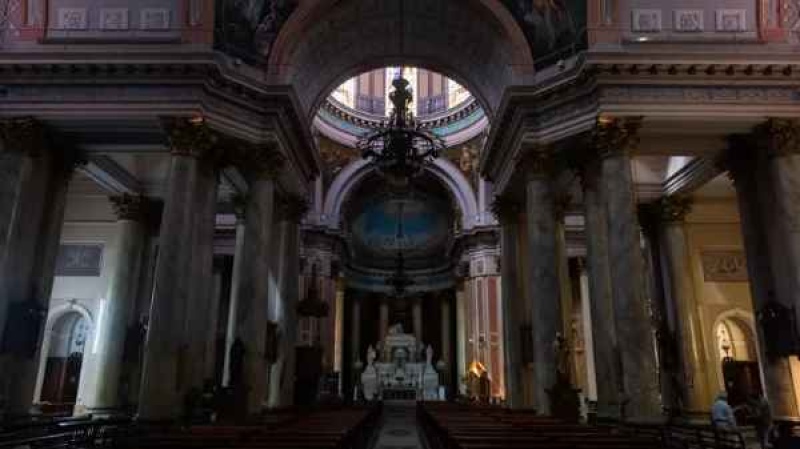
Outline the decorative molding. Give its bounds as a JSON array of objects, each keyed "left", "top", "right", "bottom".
[
  {"left": 701, "top": 250, "right": 748, "bottom": 282},
  {"left": 754, "top": 118, "right": 800, "bottom": 158},
  {"left": 674, "top": 9, "right": 704, "bottom": 32},
  {"left": 632, "top": 9, "right": 662, "bottom": 32},
  {"left": 140, "top": 8, "right": 170, "bottom": 30},
  {"left": 162, "top": 116, "right": 219, "bottom": 158},
  {"left": 0, "top": 117, "right": 47, "bottom": 156},
  {"left": 55, "top": 244, "right": 103, "bottom": 277},
  {"left": 592, "top": 117, "right": 642, "bottom": 159},
  {"left": 57, "top": 8, "right": 87, "bottom": 30},
  {"left": 110, "top": 194, "right": 149, "bottom": 222},
  {"left": 716, "top": 9, "right": 746, "bottom": 32},
  {"left": 100, "top": 8, "right": 129, "bottom": 30}
]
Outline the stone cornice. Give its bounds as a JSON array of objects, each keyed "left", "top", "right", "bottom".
[{"left": 0, "top": 56, "right": 320, "bottom": 193}]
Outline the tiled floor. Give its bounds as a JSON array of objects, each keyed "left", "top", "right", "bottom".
[{"left": 372, "top": 401, "right": 426, "bottom": 449}]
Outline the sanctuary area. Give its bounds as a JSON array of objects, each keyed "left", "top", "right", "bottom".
[{"left": 2, "top": 1, "right": 800, "bottom": 448}]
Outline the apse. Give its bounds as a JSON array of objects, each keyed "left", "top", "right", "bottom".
[{"left": 342, "top": 172, "right": 457, "bottom": 294}]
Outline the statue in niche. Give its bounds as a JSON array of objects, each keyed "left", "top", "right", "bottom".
[
  {"left": 366, "top": 345, "right": 376, "bottom": 368},
  {"left": 553, "top": 332, "right": 571, "bottom": 381},
  {"left": 425, "top": 345, "right": 434, "bottom": 367}
]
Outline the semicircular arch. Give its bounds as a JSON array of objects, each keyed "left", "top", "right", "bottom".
[{"left": 323, "top": 158, "right": 479, "bottom": 231}]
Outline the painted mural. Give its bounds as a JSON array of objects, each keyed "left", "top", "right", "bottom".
[
  {"left": 349, "top": 194, "right": 452, "bottom": 269},
  {"left": 214, "top": 0, "right": 298, "bottom": 65},
  {"left": 500, "top": 0, "right": 587, "bottom": 68}
]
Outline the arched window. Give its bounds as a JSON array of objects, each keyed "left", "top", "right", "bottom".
[{"left": 715, "top": 318, "right": 756, "bottom": 362}]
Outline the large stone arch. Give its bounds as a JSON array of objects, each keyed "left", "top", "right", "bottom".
[
  {"left": 323, "top": 159, "right": 479, "bottom": 231},
  {"left": 268, "top": 0, "right": 534, "bottom": 120}
]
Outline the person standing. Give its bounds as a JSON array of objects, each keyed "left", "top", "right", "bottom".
[
  {"left": 747, "top": 393, "right": 773, "bottom": 449},
  {"left": 711, "top": 391, "right": 738, "bottom": 429}
]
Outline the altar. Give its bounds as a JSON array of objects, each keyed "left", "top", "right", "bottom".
[{"left": 360, "top": 324, "right": 443, "bottom": 401}]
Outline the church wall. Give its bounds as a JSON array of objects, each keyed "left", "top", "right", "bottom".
[
  {"left": 683, "top": 199, "right": 758, "bottom": 411},
  {"left": 620, "top": 0, "right": 757, "bottom": 34},
  {"left": 44, "top": 218, "right": 118, "bottom": 413}
]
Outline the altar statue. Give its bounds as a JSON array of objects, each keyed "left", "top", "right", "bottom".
[{"left": 360, "top": 323, "right": 442, "bottom": 401}]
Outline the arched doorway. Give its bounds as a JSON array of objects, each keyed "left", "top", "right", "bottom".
[
  {"left": 39, "top": 312, "right": 91, "bottom": 410},
  {"left": 715, "top": 315, "right": 761, "bottom": 415}
]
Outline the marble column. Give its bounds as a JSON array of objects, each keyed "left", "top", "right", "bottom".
[
  {"left": 521, "top": 147, "right": 562, "bottom": 415},
  {"left": 269, "top": 196, "right": 306, "bottom": 408},
  {"left": 722, "top": 124, "right": 800, "bottom": 417},
  {"left": 0, "top": 118, "right": 83, "bottom": 414},
  {"left": 493, "top": 195, "right": 523, "bottom": 408},
  {"left": 652, "top": 197, "right": 709, "bottom": 414},
  {"left": 138, "top": 119, "right": 220, "bottom": 419},
  {"left": 579, "top": 154, "right": 620, "bottom": 419},
  {"left": 380, "top": 300, "right": 389, "bottom": 341},
  {"left": 185, "top": 157, "right": 220, "bottom": 390},
  {"left": 441, "top": 299, "right": 451, "bottom": 372},
  {"left": 577, "top": 263, "right": 598, "bottom": 402},
  {"left": 234, "top": 166, "right": 279, "bottom": 414},
  {"left": 455, "top": 285, "right": 467, "bottom": 394},
  {"left": 222, "top": 196, "right": 247, "bottom": 387},
  {"left": 413, "top": 299, "right": 423, "bottom": 343},
  {"left": 596, "top": 118, "right": 661, "bottom": 419},
  {"left": 352, "top": 298, "right": 361, "bottom": 363},
  {"left": 86, "top": 195, "right": 148, "bottom": 413}
]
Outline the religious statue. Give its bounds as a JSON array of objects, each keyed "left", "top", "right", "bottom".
[
  {"left": 425, "top": 344, "right": 434, "bottom": 367},
  {"left": 553, "top": 332, "right": 571, "bottom": 381},
  {"left": 366, "top": 345, "right": 376, "bottom": 368}
]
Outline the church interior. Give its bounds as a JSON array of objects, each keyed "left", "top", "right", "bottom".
[{"left": 2, "top": 0, "right": 800, "bottom": 448}]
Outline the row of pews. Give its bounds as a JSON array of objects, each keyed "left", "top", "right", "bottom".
[
  {"left": 419, "top": 403, "right": 660, "bottom": 449},
  {"left": 117, "top": 405, "right": 381, "bottom": 449}
]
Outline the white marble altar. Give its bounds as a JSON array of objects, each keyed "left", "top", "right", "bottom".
[{"left": 360, "top": 324, "right": 441, "bottom": 401}]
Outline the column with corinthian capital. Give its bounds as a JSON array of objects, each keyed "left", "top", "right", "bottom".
[
  {"left": 578, "top": 153, "right": 620, "bottom": 419},
  {"left": 138, "top": 118, "right": 220, "bottom": 419},
  {"left": 595, "top": 118, "right": 660, "bottom": 419},
  {"left": 268, "top": 196, "right": 307, "bottom": 408},
  {"left": 521, "top": 146, "right": 563, "bottom": 415},
  {"left": 492, "top": 195, "right": 523, "bottom": 409},
  {"left": 84, "top": 195, "right": 149, "bottom": 414},
  {"left": 231, "top": 146, "right": 283, "bottom": 414},
  {"left": 0, "top": 118, "right": 84, "bottom": 414}
]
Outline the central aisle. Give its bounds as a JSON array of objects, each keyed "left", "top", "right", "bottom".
[{"left": 371, "top": 400, "right": 426, "bottom": 449}]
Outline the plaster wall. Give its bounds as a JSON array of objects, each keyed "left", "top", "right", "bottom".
[
  {"left": 684, "top": 199, "right": 757, "bottom": 410},
  {"left": 621, "top": 0, "right": 757, "bottom": 35},
  {"left": 41, "top": 197, "right": 119, "bottom": 412}
]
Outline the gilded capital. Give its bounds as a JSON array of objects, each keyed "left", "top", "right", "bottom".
[
  {"left": 490, "top": 194, "right": 522, "bottom": 224},
  {"left": 110, "top": 194, "right": 150, "bottom": 222},
  {"left": 592, "top": 116, "right": 642, "bottom": 158},
  {"left": 0, "top": 117, "right": 48, "bottom": 156},
  {"left": 162, "top": 116, "right": 220, "bottom": 158},
  {"left": 654, "top": 195, "right": 693, "bottom": 223},
  {"left": 755, "top": 118, "right": 800, "bottom": 158}
]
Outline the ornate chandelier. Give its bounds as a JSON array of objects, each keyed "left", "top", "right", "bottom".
[
  {"left": 386, "top": 249, "right": 414, "bottom": 298},
  {"left": 358, "top": 76, "right": 444, "bottom": 188}
]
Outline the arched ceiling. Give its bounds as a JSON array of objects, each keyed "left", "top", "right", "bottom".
[
  {"left": 343, "top": 172, "right": 456, "bottom": 272},
  {"left": 266, "top": 0, "right": 536, "bottom": 120}
]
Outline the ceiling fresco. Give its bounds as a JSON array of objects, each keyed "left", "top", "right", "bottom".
[
  {"left": 500, "top": 0, "right": 587, "bottom": 69},
  {"left": 214, "top": 0, "right": 298, "bottom": 65},
  {"left": 213, "top": 1, "right": 586, "bottom": 69}
]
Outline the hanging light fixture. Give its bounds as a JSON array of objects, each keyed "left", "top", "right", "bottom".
[
  {"left": 385, "top": 199, "right": 414, "bottom": 297},
  {"left": 358, "top": 75, "right": 444, "bottom": 188}
]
